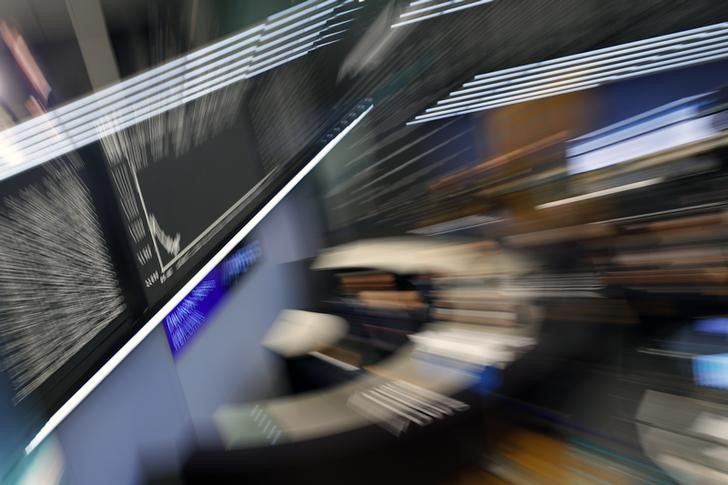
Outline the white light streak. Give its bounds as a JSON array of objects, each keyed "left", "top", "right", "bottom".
[
  {"left": 0, "top": 0, "right": 356, "bottom": 182},
  {"left": 412, "top": 82, "right": 602, "bottom": 123},
  {"left": 411, "top": 22, "right": 728, "bottom": 122},
  {"left": 535, "top": 178, "right": 663, "bottom": 209},
  {"left": 392, "top": 0, "right": 494, "bottom": 28},
  {"left": 401, "top": 0, "right": 468, "bottom": 18},
  {"left": 445, "top": 34, "right": 728, "bottom": 101},
  {"left": 426, "top": 42, "right": 728, "bottom": 116}
]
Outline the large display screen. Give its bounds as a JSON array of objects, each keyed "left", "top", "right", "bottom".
[
  {"left": 0, "top": 94, "right": 372, "bottom": 471},
  {"left": 102, "top": 111, "right": 268, "bottom": 304}
]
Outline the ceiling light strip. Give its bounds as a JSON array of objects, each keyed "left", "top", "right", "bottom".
[
  {"left": 469, "top": 22, "right": 728, "bottom": 84},
  {"left": 460, "top": 28, "right": 728, "bottom": 91},
  {"left": 418, "top": 46, "right": 728, "bottom": 120},
  {"left": 408, "top": 83, "right": 602, "bottom": 124},
  {"left": 0, "top": 0, "right": 336, "bottom": 146},
  {"left": 412, "top": 23, "right": 728, "bottom": 122},
  {"left": 17, "top": 19, "right": 332, "bottom": 154},
  {"left": 0, "top": 31, "right": 262, "bottom": 146},
  {"left": 17, "top": 44, "right": 323, "bottom": 166},
  {"left": 0, "top": 1, "right": 355, "bottom": 180},
  {"left": 18, "top": 32, "right": 327, "bottom": 159},
  {"left": 400, "top": 0, "right": 468, "bottom": 18},
  {"left": 13, "top": 46, "right": 259, "bottom": 154},
  {"left": 426, "top": 41, "right": 728, "bottom": 113},
  {"left": 1, "top": 0, "right": 340, "bottom": 145},
  {"left": 443, "top": 33, "right": 728, "bottom": 102},
  {"left": 17, "top": 37, "right": 347, "bottom": 168},
  {"left": 392, "top": 0, "right": 493, "bottom": 28}
]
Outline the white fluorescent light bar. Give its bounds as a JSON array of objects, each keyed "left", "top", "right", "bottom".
[
  {"left": 15, "top": 45, "right": 260, "bottom": 156},
  {"left": 392, "top": 0, "right": 494, "bottom": 28},
  {"left": 16, "top": 18, "right": 336, "bottom": 157},
  {"left": 412, "top": 22, "right": 728, "bottom": 122},
  {"left": 414, "top": 82, "right": 602, "bottom": 122},
  {"left": 260, "top": 5, "right": 337, "bottom": 41},
  {"left": 536, "top": 178, "right": 662, "bottom": 209},
  {"left": 471, "top": 22, "right": 728, "bottom": 83},
  {"left": 426, "top": 42, "right": 728, "bottom": 114},
  {"left": 16, "top": 29, "right": 350, "bottom": 169},
  {"left": 444, "top": 33, "right": 728, "bottom": 102},
  {"left": 24, "top": 102, "right": 373, "bottom": 456},
  {"left": 4, "top": 0, "right": 340, "bottom": 146},
  {"left": 268, "top": 0, "right": 330, "bottom": 21},
  {"left": 401, "top": 0, "right": 467, "bottom": 18},
  {"left": 16, "top": 40, "right": 336, "bottom": 169},
  {"left": 0, "top": 0, "right": 355, "bottom": 181},
  {"left": 407, "top": 83, "right": 602, "bottom": 124},
  {"left": 415, "top": 45, "right": 728, "bottom": 122}
]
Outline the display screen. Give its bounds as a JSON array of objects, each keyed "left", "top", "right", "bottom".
[
  {"left": 567, "top": 90, "right": 728, "bottom": 175},
  {"left": 102, "top": 105, "right": 269, "bottom": 305},
  {"left": 0, "top": 157, "right": 127, "bottom": 403},
  {"left": 0, "top": 95, "right": 371, "bottom": 468},
  {"left": 694, "top": 353, "right": 728, "bottom": 390},
  {"left": 163, "top": 239, "right": 262, "bottom": 355}
]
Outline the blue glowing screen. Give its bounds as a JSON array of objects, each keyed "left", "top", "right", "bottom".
[{"left": 162, "top": 240, "right": 262, "bottom": 355}]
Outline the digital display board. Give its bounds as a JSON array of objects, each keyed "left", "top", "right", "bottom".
[{"left": 163, "top": 240, "right": 262, "bottom": 354}]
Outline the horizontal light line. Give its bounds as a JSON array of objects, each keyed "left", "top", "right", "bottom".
[
  {"left": 260, "top": 8, "right": 336, "bottom": 43},
  {"left": 392, "top": 0, "right": 493, "bottom": 27},
  {"left": 461, "top": 29, "right": 728, "bottom": 91},
  {"left": 417, "top": 80, "right": 602, "bottom": 119},
  {"left": 2, "top": 1, "right": 343, "bottom": 146},
  {"left": 470, "top": 23, "right": 728, "bottom": 83},
  {"left": 0, "top": 1, "right": 336, "bottom": 147},
  {"left": 332, "top": 4, "right": 365, "bottom": 17},
  {"left": 326, "top": 17, "right": 356, "bottom": 30},
  {"left": 24, "top": 102, "right": 373, "bottom": 457},
  {"left": 414, "top": 46, "right": 728, "bottom": 122},
  {"left": 25, "top": 34, "right": 346, "bottom": 167},
  {"left": 410, "top": 0, "right": 436, "bottom": 6},
  {"left": 536, "top": 178, "right": 663, "bottom": 209},
  {"left": 268, "top": 0, "right": 327, "bottom": 21},
  {"left": 263, "top": 0, "right": 338, "bottom": 31},
  {"left": 310, "top": 37, "right": 344, "bottom": 51},
  {"left": 247, "top": 38, "right": 319, "bottom": 72},
  {"left": 428, "top": 41, "right": 728, "bottom": 113},
  {"left": 318, "top": 28, "right": 348, "bottom": 42},
  {"left": 255, "top": 18, "right": 329, "bottom": 53},
  {"left": 408, "top": 83, "right": 601, "bottom": 124},
  {"left": 13, "top": 46, "right": 259, "bottom": 155},
  {"left": 0, "top": 2, "right": 353, "bottom": 180},
  {"left": 12, "top": 32, "right": 347, "bottom": 169},
  {"left": 401, "top": 0, "right": 467, "bottom": 18},
  {"left": 445, "top": 33, "right": 728, "bottom": 101},
  {"left": 17, "top": 49, "right": 320, "bottom": 167}
]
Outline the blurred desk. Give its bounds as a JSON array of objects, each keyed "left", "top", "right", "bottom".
[{"left": 215, "top": 345, "right": 476, "bottom": 448}]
